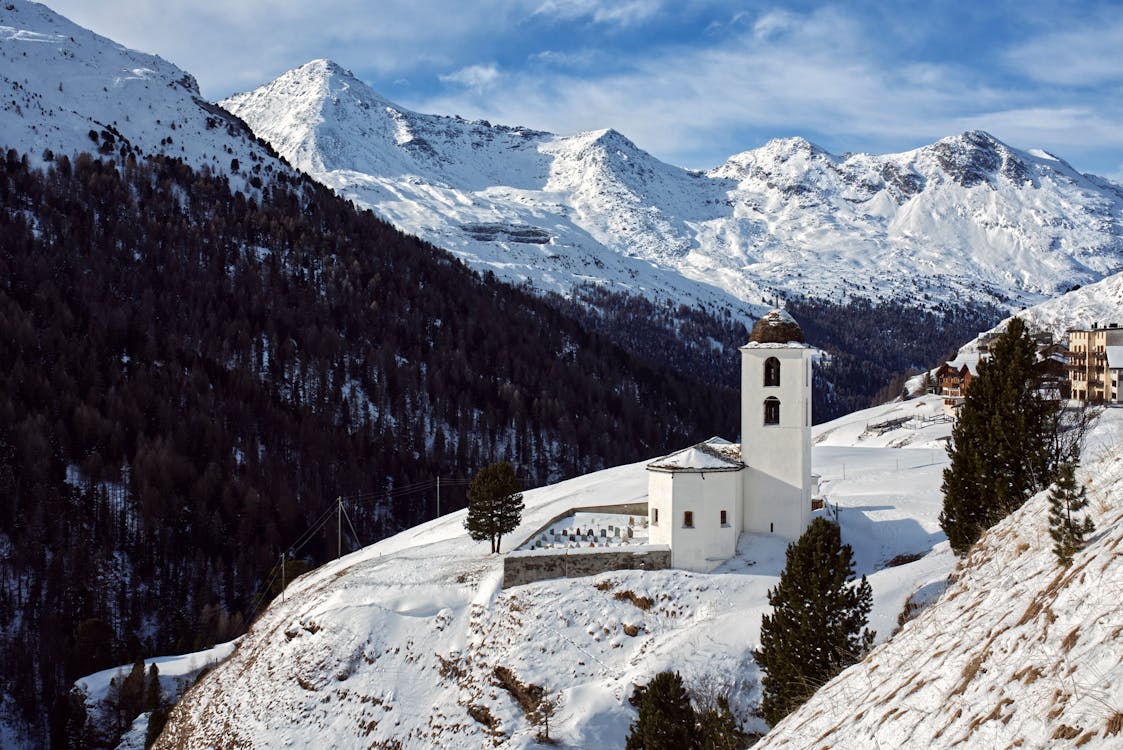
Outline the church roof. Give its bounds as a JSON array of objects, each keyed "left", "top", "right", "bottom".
[
  {"left": 646, "top": 437, "right": 744, "bottom": 473},
  {"left": 747, "top": 308, "right": 804, "bottom": 345}
]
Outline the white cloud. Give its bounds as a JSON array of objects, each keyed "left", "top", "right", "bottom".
[
  {"left": 1006, "top": 18, "right": 1123, "bottom": 86},
  {"left": 534, "top": 0, "right": 662, "bottom": 26},
  {"left": 439, "top": 63, "right": 502, "bottom": 91},
  {"left": 44, "top": 0, "right": 530, "bottom": 97},
  {"left": 414, "top": 6, "right": 1123, "bottom": 172}
]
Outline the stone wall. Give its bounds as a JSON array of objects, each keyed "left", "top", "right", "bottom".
[{"left": 502, "top": 546, "right": 671, "bottom": 589}]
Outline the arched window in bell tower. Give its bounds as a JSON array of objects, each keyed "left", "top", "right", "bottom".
[
  {"left": 764, "top": 397, "right": 780, "bottom": 425},
  {"left": 764, "top": 356, "right": 780, "bottom": 387}
]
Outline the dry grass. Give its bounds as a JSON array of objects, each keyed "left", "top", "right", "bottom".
[
  {"left": 1105, "top": 712, "right": 1123, "bottom": 737},
  {"left": 614, "top": 590, "right": 655, "bottom": 610},
  {"left": 1061, "top": 627, "right": 1080, "bottom": 653},
  {"left": 467, "top": 704, "right": 499, "bottom": 731},
  {"left": 1051, "top": 724, "right": 1082, "bottom": 740},
  {"left": 593, "top": 579, "right": 615, "bottom": 592},
  {"left": 949, "top": 650, "right": 989, "bottom": 697}
]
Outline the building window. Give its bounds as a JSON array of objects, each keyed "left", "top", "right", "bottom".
[
  {"left": 764, "top": 397, "right": 780, "bottom": 425},
  {"left": 651, "top": 508, "right": 659, "bottom": 525},
  {"left": 764, "top": 357, "right": 780, "bottom": 387},
  {"left": 684, "top": 511, "right": 694, "bottom": 528},
  {"left": 720, "top": 509, "right": 728, "bottom": 526}
]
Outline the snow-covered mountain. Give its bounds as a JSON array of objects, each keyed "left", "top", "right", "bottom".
[
  {"left": 756, "top": 411, "right": 1123, "bottom": 750},
  {"left": 0, "top": 0, "right": 291, "bottom": 186},
  {"left": 155, "top": 397, "right": 960, "bottom": 748},
  {"left": 224, "top": 60, "right": 1123, "bottom": 315}
]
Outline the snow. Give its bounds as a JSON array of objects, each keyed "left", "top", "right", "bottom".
[
  {"left": 224, "top": 63, "right": 1123, "bottom": 317},
  {"left": 514, "top": 512, "right": 650, "bottom": 552},
  {"left": 936, "top": 268, "right": 1123, "bottom": 380},
  {"left": 756, "top": 409, "right": 1123, "bottom": 750},
  {"left": 75, "top": 640, "right": 238, "bottom": 712},
  {"left": 647, "top": 438, "right": 744, "bottom": 471},
  {"left": 157, "top": 395, "right": 964, "bottom": 748},
  {"left": 0, "top": 1, "right": 293, "bottom": 190}
]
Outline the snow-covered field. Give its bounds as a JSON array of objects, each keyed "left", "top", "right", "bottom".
[{"left": 156, "top": 395, "right": 959, "bottom": 748}]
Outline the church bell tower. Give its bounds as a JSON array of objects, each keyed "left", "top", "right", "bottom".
[{"left": 739, "top": 309, "right": 812, "bottom": 539}]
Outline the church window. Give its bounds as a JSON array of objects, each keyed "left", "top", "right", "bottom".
[
  {"left": 720, "top": 509, "right": 728, "bottom": 526},
  {"left": 764, "top": 357, "right": 780, "bottom": 387},
  {"left": 651, "top": 508, "right": 659, "bottom": 525},
  {"left": 764, "top": 397, "right": 780, "bottom": 425},
  {"left": 683, "top": 511, "right": 694, "bottom": 528}
]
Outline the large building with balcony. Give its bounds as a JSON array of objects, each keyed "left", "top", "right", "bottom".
[{"left": 1067, "top": 323, "right": 1123, "bottom": 404}]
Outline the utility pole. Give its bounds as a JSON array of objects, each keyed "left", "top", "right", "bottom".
[
  {"left": 337, "top": 496, "right": 342, "bottom": 559},
  {"left": 436, "top": 476, "right": 441, "bottom": 518},
  {"left": 280, "top": 552, "right": 286, "bottom": 603}
]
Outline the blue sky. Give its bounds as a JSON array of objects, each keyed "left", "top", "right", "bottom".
[{"left": 48, "top": 0, "right": 1123, "bottom": 179}]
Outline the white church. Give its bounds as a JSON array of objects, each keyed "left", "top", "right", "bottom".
[{"left": 646, "top": 309, "right": 814, "bottom": 571}]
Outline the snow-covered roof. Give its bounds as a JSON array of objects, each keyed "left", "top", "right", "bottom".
[
  {"left": 747, "top": 308, "right": 805, "bottom": 345},
  {"left": 646, "top": 437, "right": 743, "bottom": 473},
  {"left": 1107, "top": 345, "right": 1123, "bottom": 369}
]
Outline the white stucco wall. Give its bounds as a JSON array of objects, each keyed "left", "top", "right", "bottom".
[
  {"left": 647, "top": 470, "right": 742, "bottom": 572},
  {"left": 740, "top": 345, "right": 812, "bottom": 540}
]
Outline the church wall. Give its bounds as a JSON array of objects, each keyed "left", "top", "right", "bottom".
[{"left": 658, "top": 470, "right": 741, "bottom": 572}]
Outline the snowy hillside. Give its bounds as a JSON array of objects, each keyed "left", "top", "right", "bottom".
[
  {"left": 224, "top": 61, "right": 1123, "bottom": 315},
  {"left": 156, "top": 396, "right": 959, "bottom": 749},
  {"left": 0, "top": 0, "right": 290, "bottom": 186},
  {"left": 755, "top": 409, "right": 1123, "bottom": 750},
  {"left": 944, "top": 269, "right": 1123, "bottom": 367}
]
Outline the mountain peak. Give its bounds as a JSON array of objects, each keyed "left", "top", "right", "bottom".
[{"left": 296, "top": 58, "right": 357, "bottom": 83}]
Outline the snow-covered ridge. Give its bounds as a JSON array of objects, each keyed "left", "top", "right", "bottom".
[
  {"left": 756, "top": 410, "right": 1123, "bottom": 750},
  {"left": 223, "top": 61, "right": 1123, "bottom": 317},
  {"left": 0, "top": 0, "right": 291, "bottom": 187}
]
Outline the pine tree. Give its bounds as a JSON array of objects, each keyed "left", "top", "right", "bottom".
[
  {"left": 753, "top": 517, "right": 874, "bottom": 727},
  {"left": 1048, "top": 463, "right": 1095, "bottom": 566},
  {"left": 464, "top": 461, "right": 524, "bottom": 553},
  {"left": 625, "top": 671, "right": 699, "bottom": 750},
  {"left": 145, "top": 663, "right": 161, "bottom": 712},
  {"left": 939, "top": 317, "right": 1057, "bottom": 556},
  {"left": 695, "top": 695, "right": 744, "bottom": 750}
]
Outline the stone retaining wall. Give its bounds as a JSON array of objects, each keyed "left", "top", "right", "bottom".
[{"left": 502, "top": 546, "right": 671, "bottom": 589}]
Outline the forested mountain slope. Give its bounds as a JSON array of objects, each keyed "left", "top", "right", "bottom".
[{"left": 0, "top": 150, "right": 733, "bottom": 747}]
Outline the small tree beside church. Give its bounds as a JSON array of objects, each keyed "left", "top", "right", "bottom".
[
  {"left": 1048, "top": 462, "right": 1095, "bottom": 566},
  {"left": 753, "top": 517, "right": 874, "bottom": 727},
  {"left": 465, "top": 461, "right": 524, "bottom": 553}
]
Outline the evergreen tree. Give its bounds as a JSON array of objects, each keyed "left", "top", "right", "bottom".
[
  {"left": 145, "top": 663, "right": 161, "bottom": 712},
  {"left": 939, "top": 317, "right": 1059, "bottom": 555},
  {"left": 753, "top": 517, "right": 874, "bottom": 727},
  {"left": 464, "top": 461, "right": 524, "bottom": 553},
  {"left": 1048, "top": 463, "right": 1095, "bottom": 566},
  {"left": 695, "top": 695, "right": 744, "bottom": 750},
  {"left": 625, "top": 671, "right": 699, "bottom": 750}
]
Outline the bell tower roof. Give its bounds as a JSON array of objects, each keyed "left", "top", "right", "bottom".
[{"left": 747, "top": 308, "right": 805, "bottom": 345}]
